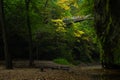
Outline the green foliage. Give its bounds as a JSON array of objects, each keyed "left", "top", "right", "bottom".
[
  {"left": 53, "top": 58, "right": 71, "bottom": 65},
  {"left": 33, "top": 0, "right": 100, "bottom": 62},
  {"left": 2, "top": 0, "right": 100, "bottom": 63},
  {"left": 77, "top": 0, "right": 94, "bottom": 15}
]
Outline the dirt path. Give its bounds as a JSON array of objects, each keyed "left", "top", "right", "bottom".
[
  {"left": 0, "top": 61, "right": 92, "bottom": 80},
  {"left": 0, "top": 66, "right": 91, "bottom": 80},
  {"left": 1, "top": 61, "right": 120, "bottom": 80}
]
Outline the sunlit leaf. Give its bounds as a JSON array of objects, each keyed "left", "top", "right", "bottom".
[{"left": 74, "top": 30, "right": 84, "bottom": 37}]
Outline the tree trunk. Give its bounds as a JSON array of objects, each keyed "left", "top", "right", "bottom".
[
  {"left": 44, "top": 0, "right": 49, "bottom": 8},
  {"left": 25, "top": 0, "right": 34, "bottom": 67},
  {"left": 94, "top": 0, "right": 120, "bottom": 69},
  {"left": 0, "top": 0, "right": 13, "bottom": 69}
]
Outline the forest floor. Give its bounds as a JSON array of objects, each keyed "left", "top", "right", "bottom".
[
  {"left": 0, "top": 66, "right": 92, "bottom": 80},
  {"left": 0, "top": 61, "right": 102, "bottom": 80}
]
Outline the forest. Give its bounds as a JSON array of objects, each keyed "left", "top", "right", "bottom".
[
  {"left": 0, "top": 0, "right": 100, "bottom": 68},
  {"left": 0, "top": 0, "right": 120, "bottom": 80}
]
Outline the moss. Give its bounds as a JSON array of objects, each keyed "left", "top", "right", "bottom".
[
  {"left": 106, "top": 16, "right": 112, "bottom": 35},
  {"left": 106, "top": 0, "right": 109, "bottom": 13}
]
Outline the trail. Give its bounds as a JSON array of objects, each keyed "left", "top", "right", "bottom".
[{"left": 1, "top": 61, "right": 120, "bottom": 80}]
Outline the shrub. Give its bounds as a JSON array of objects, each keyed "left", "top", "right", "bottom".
[{"left": 53, "top": 58, "right": 71, "bottom": 65}]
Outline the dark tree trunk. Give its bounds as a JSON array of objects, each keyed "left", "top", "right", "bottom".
[
  {"left": 25, "top": 0, "right": 34, "bottom": 67},
  {"left": 0, "top": 0, "right": 13, "bottom": 69},
  {"left": 44, "top": 0, "right": 49, "bottom": 8},
  {"left": 94, "top": 0, "right": 120, "bottom": 69}
]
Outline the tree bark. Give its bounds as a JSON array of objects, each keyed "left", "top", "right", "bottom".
[
  {"left": 44, "top": 0, "right": 49, "bottom": 8},
  {"left": 0, "top": 0, "right": 13, "bottom": 69},
  {"left": 94, "top": 0, "right": 120, "bottom": 69},
  {"left": 25, "top": 0, "right": 34, "bottom": 67}
]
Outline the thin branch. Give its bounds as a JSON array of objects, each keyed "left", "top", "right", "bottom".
[
  {"left": 63, "top": 15, "right": 94, "bottom": 25},
  {"left": 44, "top": 0, "right": 49, "bottom": 8}
]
